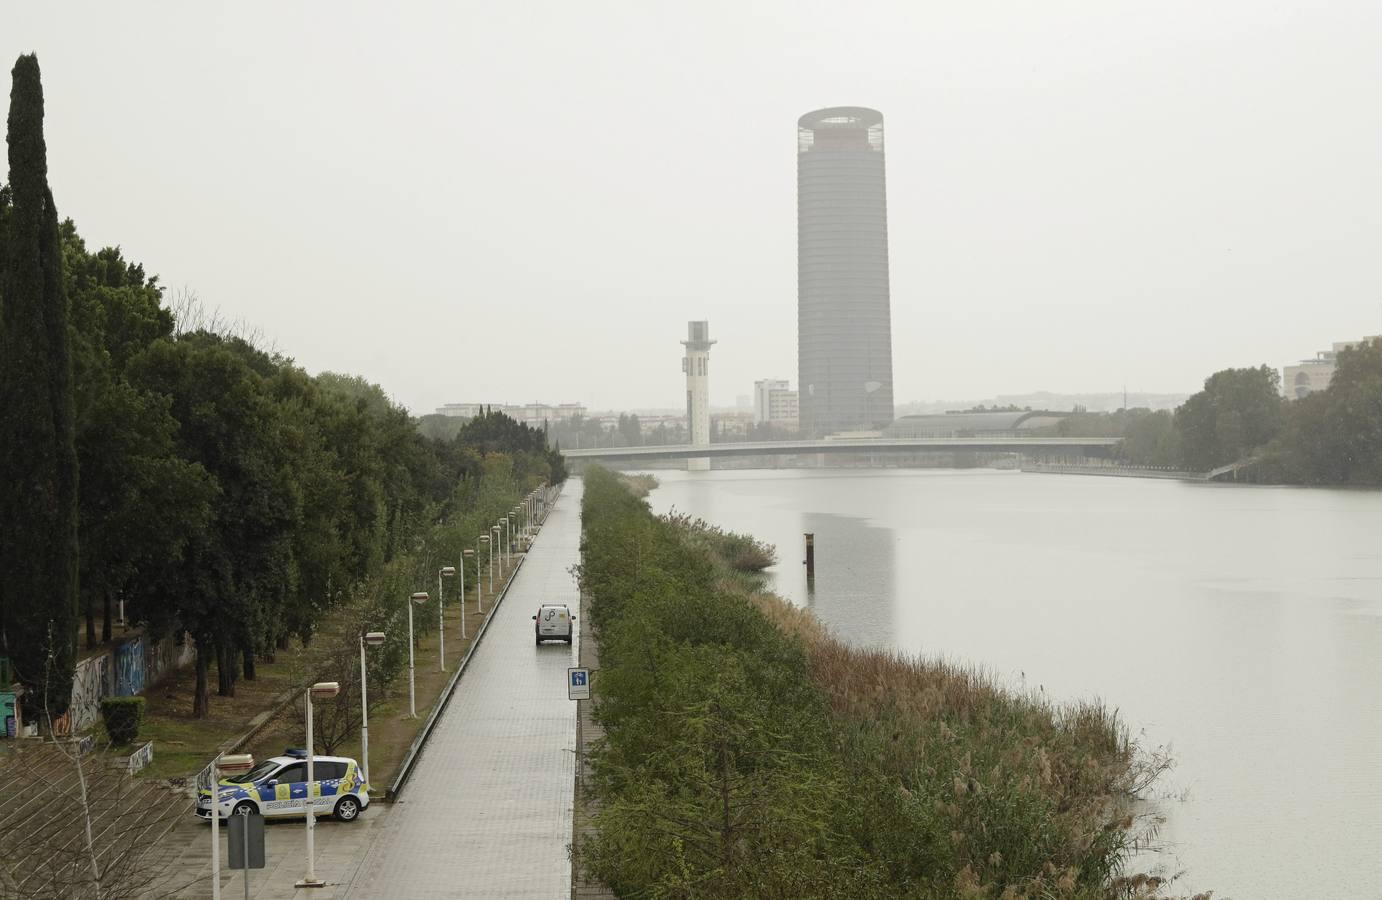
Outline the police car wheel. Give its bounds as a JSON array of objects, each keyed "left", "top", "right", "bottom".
[
  {"left": 334, "top": 796, "right": 361, "bottom": 822},
  {"left": 233, "top": 801, "right": 255, "bottom": 817}
]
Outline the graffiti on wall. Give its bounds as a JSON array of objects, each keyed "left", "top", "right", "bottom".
[
  {"left": 66, "top": 653, "right": 112, "bottom": 733},
  {"left": 144, "top": 632, "right": 193, "bottom": 688},
  {"left": 54, "top": 632, "right": 194, "bottom": 735},
  {"left": 114, "top": 637, "right": 145, "bottom": 697}
]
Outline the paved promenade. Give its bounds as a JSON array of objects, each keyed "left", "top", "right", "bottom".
[{"left": 341, "top": 480, "right": 582, "bottom": 898}]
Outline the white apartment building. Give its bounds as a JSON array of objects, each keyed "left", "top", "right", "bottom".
[{"left": 753, "top": 379, "right": 800, "bottom": 429}]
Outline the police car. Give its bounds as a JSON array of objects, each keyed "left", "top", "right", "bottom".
[{"left": 195, "top": 749, "right": 371, "bottom": 822}]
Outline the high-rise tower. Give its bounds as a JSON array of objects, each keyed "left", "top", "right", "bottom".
[
  {"left": 681, "top": 320, "right": 714, "bottom": 471},
  {"left": 797, "top": 106, "right": 895, "bottom": 435}
]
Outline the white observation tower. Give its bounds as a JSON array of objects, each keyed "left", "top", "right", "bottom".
[{"left": 681, "top": 320, "right": 714, "bottom": 471}]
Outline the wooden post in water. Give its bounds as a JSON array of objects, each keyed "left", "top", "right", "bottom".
[{"left": 803, "top": 533, "right": 815, "bottom": 579}]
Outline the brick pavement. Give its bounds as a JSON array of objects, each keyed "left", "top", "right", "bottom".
[
  {"left": 339, "top": 481, "right": 582, "bottom": 899},
  {"left": 148, "top": 810, "right": 391, "bottom": 899}
]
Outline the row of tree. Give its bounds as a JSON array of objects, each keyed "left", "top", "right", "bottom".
[
  {"left": 0, "top": 54, "right": 564, "bottom": 720},
  {"left": 1053, "top": 344, "right": 1382, "bottom": 482}
]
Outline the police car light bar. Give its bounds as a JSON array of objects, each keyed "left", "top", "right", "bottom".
[{"left": 284, "top": 748, "right": 308, "bottom": 759}]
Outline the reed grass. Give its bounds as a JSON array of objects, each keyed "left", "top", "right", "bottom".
[{"left": 660, "top": 509, "right": 778, "bottom": 572}]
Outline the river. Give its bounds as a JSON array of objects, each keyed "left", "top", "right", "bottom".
[{"left": 642, "top": 468, "right": 1382, "bottom": 900}]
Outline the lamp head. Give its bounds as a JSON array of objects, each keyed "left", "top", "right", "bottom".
[
  {"left": 311, "top": 681, "right": 340, "bottom": 699},
  {"left": 364, "top": 631, "right": 386, "bottom": 646},
  {"left": 410, "top": 591, "right": 430, "bottom": 604},
  {"left": 463, "top": 549, "right": 474, "bottom": 557},
  {"left": 216, "top": 753, "right": 255, "bottom": 775},
  {"left": 441, "top": 566, "right": 456, "bottom": 576}
]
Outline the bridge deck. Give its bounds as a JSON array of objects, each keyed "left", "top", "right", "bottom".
[{"left": 563, "top": 436, "right": 1120, "bottom": 462}]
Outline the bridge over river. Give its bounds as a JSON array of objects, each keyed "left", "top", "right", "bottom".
[{"left": 562, "top": 436, "right": 1121, "bottom": 464}]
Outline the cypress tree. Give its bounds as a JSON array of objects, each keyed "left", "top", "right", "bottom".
[{"left": 0, "top": 53, "right": 79, "bottom": 718}]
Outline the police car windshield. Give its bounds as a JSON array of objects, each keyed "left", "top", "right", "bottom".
[{"left": 227, "top": 760, "right": 280, "bottom": 784}]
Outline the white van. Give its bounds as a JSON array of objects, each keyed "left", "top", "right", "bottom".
[{"left": 532, "top": 604, "right": 574, "bottom": 644}]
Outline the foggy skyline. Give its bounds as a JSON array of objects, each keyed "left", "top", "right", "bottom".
[{"left": 8, "top": 2, "right": 1382, "bottom": 414}]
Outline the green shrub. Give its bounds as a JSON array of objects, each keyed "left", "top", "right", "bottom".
[{"left": 99, "top": 696, "right": 145, "bottom": 745}]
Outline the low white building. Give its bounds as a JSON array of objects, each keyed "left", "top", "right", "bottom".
[{"left": 1282, "top": 336, "right": 1381, "bottom": 399}]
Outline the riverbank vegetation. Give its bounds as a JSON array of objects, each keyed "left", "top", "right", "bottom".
[
  {"left": 1055, "top": 340, "right": 1382, "bottom": 483},
  {"left": 578, "top": 467, "right": 1175, "bottom": 898}
]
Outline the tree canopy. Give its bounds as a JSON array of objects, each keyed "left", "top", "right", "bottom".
[{"left": 0, "top": 53, "right": 80, "bottom": 716}]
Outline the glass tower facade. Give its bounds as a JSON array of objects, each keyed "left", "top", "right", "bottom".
[{"left": 797, "top": 106, "right": 895, "bottom": 435}]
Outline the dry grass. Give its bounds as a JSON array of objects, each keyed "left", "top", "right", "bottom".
[
  {"left": 617, "top": 473, "right": 658, "bottom": 498},
  {"left": 660, "top": 510, "right": 777, "bottom": 572},
  {"left": 746, "top": 587, "right": 1175, "bottom": 896}
]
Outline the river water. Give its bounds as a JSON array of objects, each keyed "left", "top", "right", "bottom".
[{"left": 643, "top": 468, "right": 1382, "bottom": 900}]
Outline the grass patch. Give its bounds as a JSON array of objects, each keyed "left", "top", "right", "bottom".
[{"left": 136, "top": 602, "right": 359, "bottom": 782}]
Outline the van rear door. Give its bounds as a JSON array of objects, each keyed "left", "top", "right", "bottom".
[{"left": 539, "top": 606, "right": 568, "bottom": 635}]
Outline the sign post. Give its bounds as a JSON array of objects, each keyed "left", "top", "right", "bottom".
[
  {"left": 567, "top": 667, "right": 590, "bottom": 701},
  {"left": 228, "top": 811, "right": 266, "bottom": 900}
]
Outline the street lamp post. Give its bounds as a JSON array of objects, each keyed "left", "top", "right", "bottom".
[
  {"left": 477, "top": 536, "right": 490, "bottom": 614},
  {"left": 209, "top": 753, "right": 255, "bottom": 900},
  {"left": 500, "top": 518, "right": 510, "bottom": 566},
  {"left": 360, "top": 632, "right": 385, "bottom": 788},
  {"left": 489, "top": 526, "right": 500, "bottom": 592},
  {"left": 407, "top": 592, "right": 428, "bottom": 717},
  {"left": 461, "top": 549, "right": 474, "bottom": 635},
  {"left": 297, "top": 682, "right": 340, "bottom": 889},
  {"left": 438, "top": 567, "right": 455, "bottom": 670}
]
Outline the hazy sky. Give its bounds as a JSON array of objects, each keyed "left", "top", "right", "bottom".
[{"left": 9, "top": 2, "right": 1382, "bottom": 413}]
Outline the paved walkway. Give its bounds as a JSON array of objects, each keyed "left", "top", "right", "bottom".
[{"left": 341, "top": 480, "right": 582, "bottom": 899}]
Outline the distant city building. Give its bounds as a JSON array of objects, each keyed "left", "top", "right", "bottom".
[
  {"left": 435, "top": 401, "right": 587, "bottom": 427},
  {"left": 797, "top": 106, "right": 895, "bottom": 436},
  {"left": 883, "top": 410, "right": 1068, "bottom": 439},
  {"left": 1282, "top": 336, "right": 1381, "bottom": 399},
  {"left": 713, "top": 411, "right": 754, "bottom": 437},
  {"left": 681, "top": 321, "right": 714, "bottom": 471},
  {"left": 753, "top": 378, "right": 800, "bottom": 429}
]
